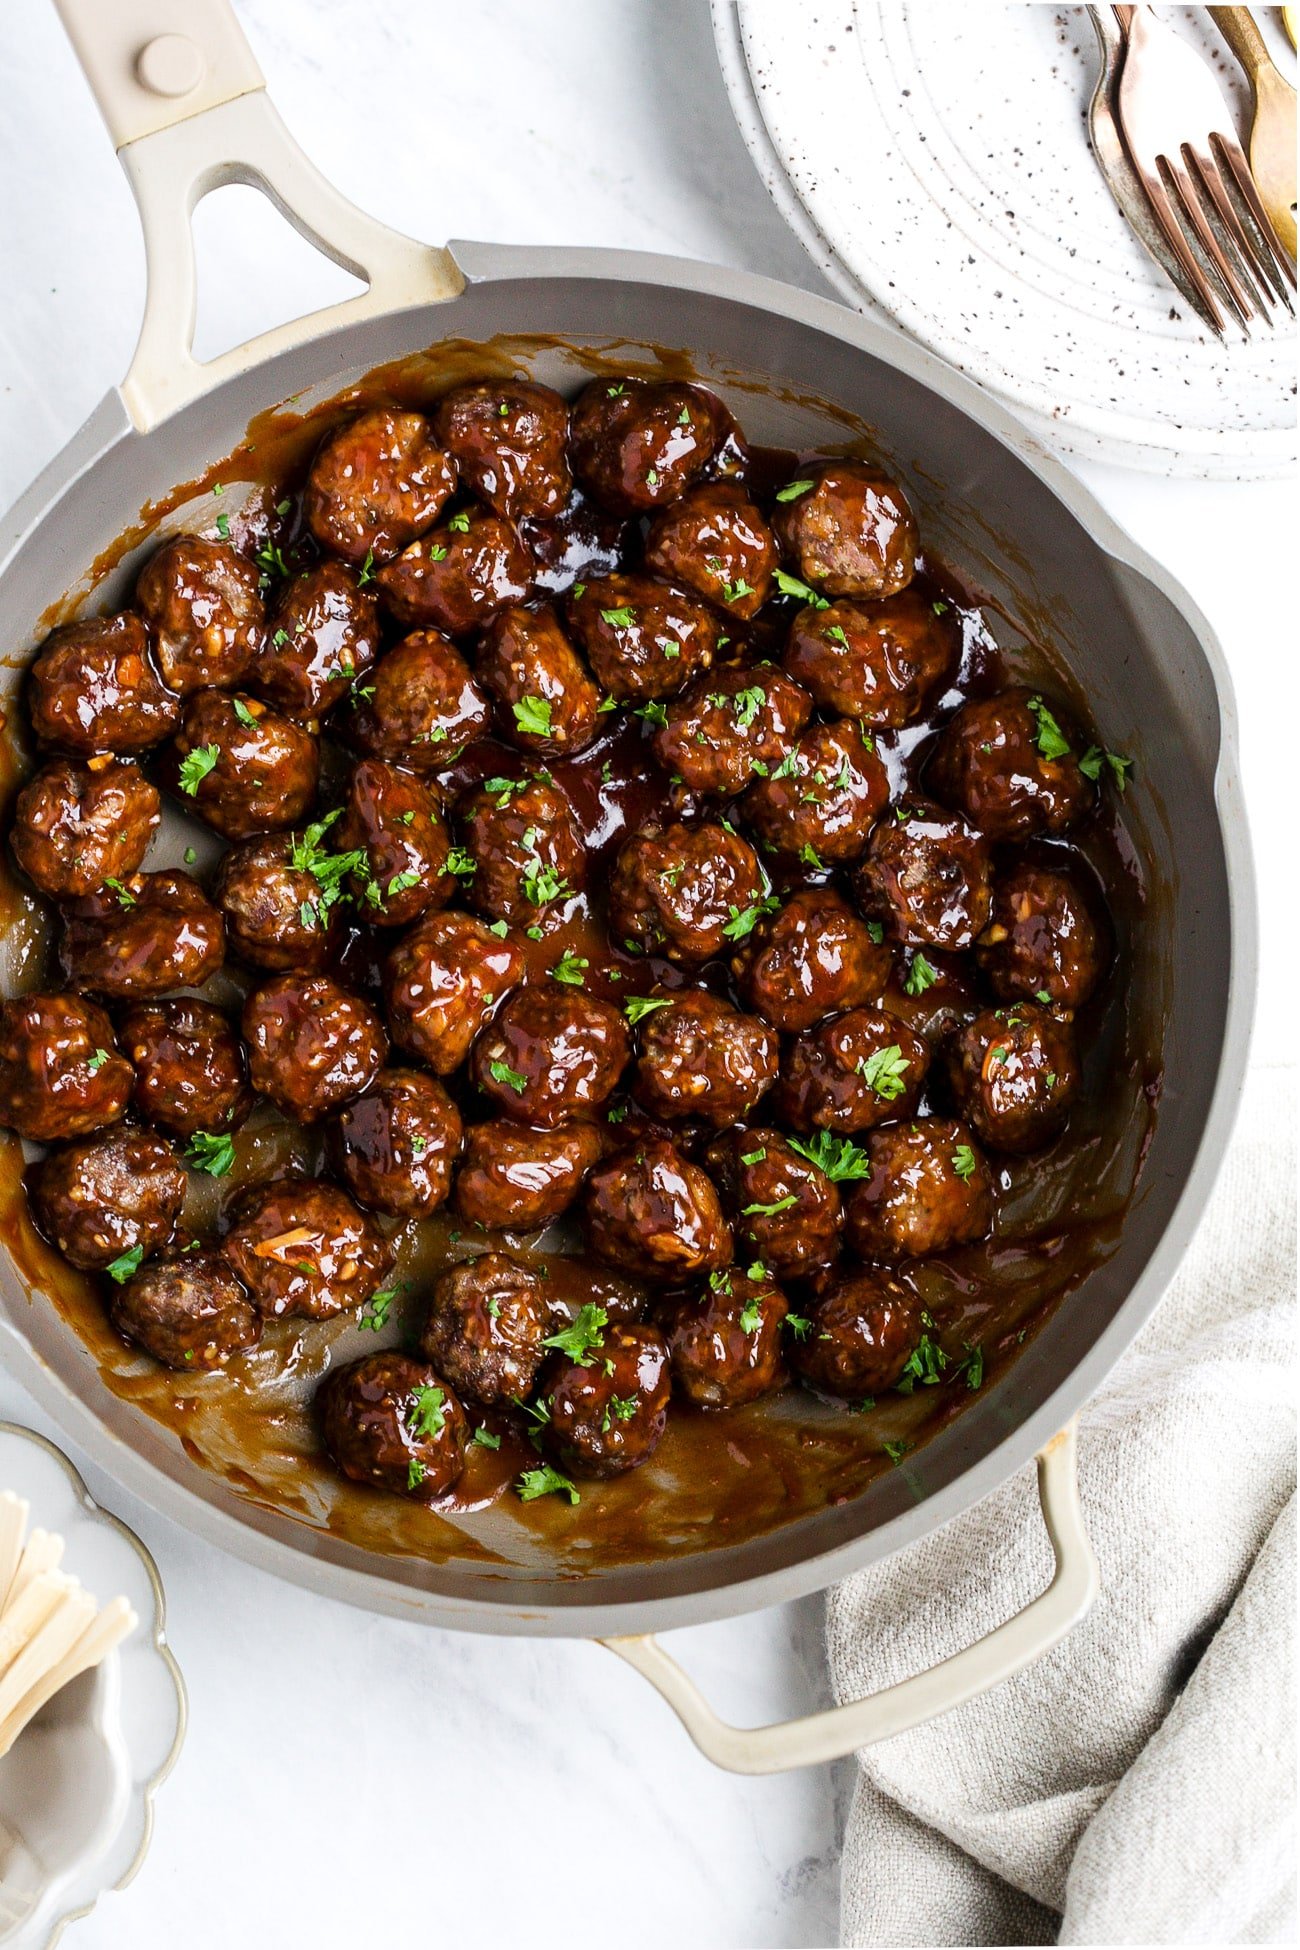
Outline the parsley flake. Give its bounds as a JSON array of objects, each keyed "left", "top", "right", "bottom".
[
  {"left": 177, "top": 744, "right": 220, "bottom": 795},
  {"left": 489, "top": 1059, "right": 528, "bottom": 1094},
  {"left": 775, "top": 479, "right": 815, "bottom": 502},
  {"left": 513, "top": 695, "right": 553, "bottom": 738},
  {"left": 517, "top": 1464, "right": 580, "bottom": 1505},
  {"left": 904, "top": 953, "right": 939, "bottom": 996},
  {"left": 624, "top": 996, "right": 673, "bottom": 1025},
  {"left": 1026, "top": 695, "right": 1071, "bottom": 762},
  {"left": 787, "top": 1131, "right": 872, "bottom": 1182},
  {"left": 185, "top": 1130, "right": 235, "bottom": 1177},
  {"left": 858, "top": 1045, "right": 910, "bottom": 1101},
  {"left": 774, "top": 569, "right": 830, "bottom": 609}
]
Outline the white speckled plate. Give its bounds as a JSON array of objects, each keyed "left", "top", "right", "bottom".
[{"left": 712, "top": 0, "right": 1297, "bottom": 478}]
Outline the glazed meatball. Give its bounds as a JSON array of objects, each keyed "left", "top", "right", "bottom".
[
  {"left": 644, "top": 482, "right": 777, "bottom": 619},
  {"left": 791, "top": 1271, "right": 919, "bottom": 1401},
  {"left": 844, "top": 1119, "right": 994, "bottom": 1263},
  {"left": 382, "top": 910, "right": 524, "bottom": 1073},
  {"left": 419, "top": 1252, "right": 549, "bottom": 1405},
  {"left": 328, "top": 1067, "right": 463, "bottom": 1218},
  {"left": 118, "top": 998, "right": 252, "bottom": 1138},
  {"left": 584, "top": 1138, "right": 731, "bottom": 1280},
  {"left": 224, "top": 1176, "right": 393, "bottom": 1320},
  {"left": 772, "top": 463, "right": 918, "bottom": 600},
  {"left": 476, "top": 604, "right": 601, "bottom": 757},
  {"left": 704, "top": 1126, "right": 843, "bottom": 1277},
  {"left": 854, "top": 799, "right": 993, "bottom": 950},
  {"left": 663, "top": 1266, "right": 789, "bottom": 1409},
  {"left": 304, "top": 407, "right": 457, "bottom": 566},
  {"left": 433, "top": 379, "right": 572, "bottom": 521},
  {"left": 927, "top": 688, "right": 1096, "bottom": 840},
  {"left": 608, "top": 821, "right": 766, "bottom": 964},
  {"left": 31, "top": 1127, "right": 184, "bottom": 1271},
  {"left": 212, "top": 830, "right": 342, "bottom": 971},
  {"left": 0, "top": 994, "right": 131, "bottom": 1141},
  {"left": 58, "top": 870, "right": 224, "bottom": 999},
  {"left": 375, "top": 509, "right": 533, "bottom": 635},
  {"left": 633, "top": 990, "right": 778, "bottom": 1126},
  {"left": 163, "top": 689, "right": 318, "bottom": 840},
  {"left": 253, "top": 560, "right": 380, "bottom": 720},
  {"left": 242, "top": 974, "right": 387, "bottom": 1122},
  {"left": 976, "top": 862, "right": 1108, "bottom": 1009},
  {"left": 319, "top": 1352, "right": 468, "bottom": 1499},
  {"left": 454, "top": 1119, "right": 605, "bottom": 1230},
  {"left": 109, "top": 1249, "right": 260, "bottom": 1371},
  {"left": 564, "top": 573, "right": 720, "bottom": 701},
  {"left": 343, "top": 630, "right": 491, "bottom": 770},
  {"left": 783, "top": 587, "right": 954, "bottom": 725},
  {"left": 736, "top": 888, "right": 892, "bottom": 1033},
  {"left": 540, "top": 1319, "right": 671, "bottom": 1478},
  {"left": 10, "top": 757, "right": 160, "bottom": 899},
  {"left": 778, "top": 1007, "right": 930, "bottom": 1133},
  {"left": 27, "top": 613, "right": 178, "bottom": 756},
  {"left": 568, "top": 377, "right": 728, "bottom": 515},
  {"left": 335, "top": 759, "right": 452, "bottom": 929},
  {"left": 741, "top": 719, "right": 888, "bottom": 864},
  {"left": 651, "top": 663, "right": 813, "bottom": 797},
  {"left": 471, "top": 984, "right": 630, "bottom": 1126},
  {"left": 946, "top": 1002, "right": 1080, "bottom": 1154},
  {"left": 456, "top": 774, "right": 584, "bottom": 928},
  {"left": 134, "top": 534, "right": 264, "bottom": 695}
]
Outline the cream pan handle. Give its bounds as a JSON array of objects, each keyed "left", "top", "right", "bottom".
[
  {"left": 602, "top": 1421, "right": 1097, "bottom": 1774},
  {"left": 52, "top": 0, "right": 462, "bottom": 432}
]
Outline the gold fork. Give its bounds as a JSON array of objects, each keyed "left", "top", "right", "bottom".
[{"left": 1209, "top": 6, "right": 1297, "bottom": 265}]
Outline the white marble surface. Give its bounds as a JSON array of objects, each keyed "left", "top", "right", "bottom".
[{"left": 0, "top": 3, "right": 1291, "bottom": 1946}]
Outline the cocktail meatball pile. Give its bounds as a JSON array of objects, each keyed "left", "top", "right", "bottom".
[{"left": 2, "top": 374, "right": 1126, "bottom": 1510}]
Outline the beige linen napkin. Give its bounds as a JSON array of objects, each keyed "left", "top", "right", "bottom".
[{"left": 828, "top": 1064, "right": 1296, "bottom": 1947}]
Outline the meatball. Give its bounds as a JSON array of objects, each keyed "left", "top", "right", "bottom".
[
  {"left": 163, "top": 688, "right": 318, "bottom": 840},
  {"left": 31, "top": 1127, "right": 185, "bottom": 1271},
  {"left": 335, "top": 758, "right": 452, "bottom": 929},
  {"left": 736, "top": 888, "right": 892, "bottom": 1033},
  {"left": 253, "top": 560, "right": 380, "bottom": 720},
  {"left": 242, "top": 974, "right": 387, "bottom": 1122},
  {"left": 134, "top": 534, "right": 264, "bottom": 695},
  {"left": 946, "top": 1002, "right": 1080, "bottom": 1154},
  {"left": 608, "top": 820, "right": 766, "bottom": 964},
  {"left": 704, "top": 1126, "right": 843, "bottom": 1277},
  {"left": 778, "top": 1007, "right": 930, "bottom": 1133},
  {"left": 644, "top": 483, "right": 777, "bottom": 619},
  {"left": 118, "top": 997, "right": 252, "bottom": 1138},
  {"left": 568, "top": 377, "right": 728, "bottom": 515},
  {"left": 343, "top": 630, "right": 491, "bottom": 770},
  {"left": 58, "top": 870, "right": 225, "bottom": 998},
  {"left": 471, "top": 984, "right": 630, "bottom": 1126},
  {"left": 212, "top": 830, "right": 342, "bottom": 971},
  {"left": 741, "top": 719, "right": 889, "bottom": 864},
  {"left": 844, "top": 1119, "right": 994, "bottom": 1263},
  {"left": 854, "top": 799, "right": 993, "bottom": 950},
  {"left": 564, "top": 573, "right": 720, "bottom": 701},
  {"left": 382, "top": 909, "right": 524, "bottom": 1073},
  {"left": 540, "top": 1319, "right": 671, "bottom": 1478},
  {"left": 318, "top": 1352, "right": 468, "bottom": 1499},
  {"left": 224, "top": 1176, "right": 393, "bottom": 1320},
  {"left": 304, "top": 407, "right": 457, "bottom": 566},
  {"left": 783, "top": 588, "right": 954, "bottom": 725},
  {"left": 109, "top": 1249, "right": 260, "bottom": 1371},
  {"left": 976, "top": 863, "right": 1108, "bottom": 1009},
  {"left": 27, "top": 613, "right": 178, "bottom": 756},
  {"left": 633, "top": 990, "right": 777, "bottom": 1126},
  {"left": 584, "top": 1138, "right": 731, "bottom": 1280},
  {"left": 375, "top": 510, "right": 533, "bottom": 635},
  {"left": 927, "top": 688, "right": 1096, "bottom": 840},
  {"left": 433, "top": 379, "right": 572, "bottom": 522},
  {"left": 454, "top": 1119, "right": 605, "bottom": 1230},
  {"left": 791, "top": 1271, "right": 919, "bottom": 1401},
  {"left": 419, "top": 1253, "right": 549, "bottom": 1406},
  {"left": 663, "top": 1266, "right": 789, "bottom": 1409},
  {"left": 476, "top": 604, "right": 601, "bottom": 757},
  {"left": 0, "top": 994, "right": 131, "bottom": 1142},
  {"left": 10, "top": 757, "right": 160, "bottom": 899},
  {"left": 651, "top": 663, "right": 813, "bottom": 798},
  {"left": 772, "top": 463, "right": 918, "bottom": 600},
  {"left": 328, "top": 1067, "right": 462, "bottom": 1218},
  {"left": 457, "top": 774, "right": 584, "bottom": 928}
]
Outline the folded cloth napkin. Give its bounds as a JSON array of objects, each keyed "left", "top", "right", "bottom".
[{"left": 828, "top": 1063, "right": 1296, "bottom": 1947}]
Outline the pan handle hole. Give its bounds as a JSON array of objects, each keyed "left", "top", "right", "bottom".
[{"left": 189, "top": 183, "right": 367, "bottom": 365}]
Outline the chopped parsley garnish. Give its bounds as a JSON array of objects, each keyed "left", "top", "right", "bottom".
[
  {"left": 635, "top": 700, "right": 668, "bottom": 729},
  {"left": 1079, "top": 744, "right": 1134, "bottom": 791},
  {"left": 786, "top": 1130, "right": 872, "bottom": 1182},
  {"left": 445, "top": 847, "right": 477, "bottom": 877},
  {"left": 487, "top": 919, "right": 510, "bottom": 937},
  {"left": 447, "top": 510, "right": 471, "bottom": 533},
  {"left": 785, "top": 1313, "right": 813, "bottom": 1340},
  {"left": 86, "top": 1047, "right": 111, "bottom": 1074},
  {"left": 359, "top": 1288, "right": 397, "bottom": 1332},
  {"left": 472, "top": 1426, "right": 502, "bottom": 1450},
  {"left": 774, "top": 569, "right": 829, "bottom": 609},
  {"left": 215, "top": 511, "right": 230, "bottom": 539},
  {"left": 865, "top": 918, "right": 885, "bottom": 944},
  {"left": 185, "top": 1131, "right": 236, "bottom": 1177},
  {"left": 549, "top": 952, "right": 589, "bottom": 987},
  {"left": 255, "top": 541, "right": 291, "bottom": 583},
  {"left": 606, "top": 1102, "right": 628, "bottom": 1124},
  {"left": 883, "top": 1439, "right": 911, "bottom": 1465},
  {"left": 408, "top": 1383, "right": 447, "bottom": 1439},
  {"left": 542, "top": 1303, "right": 608, "bottom": 1365},
  {"left": 1026, "top": 694, "right": 1071, "bottom": 761},
  {"left": 489, "top": 1059, "right": 528, "bottom": 1094},
  {"left": 739, "top": 1298, "right": 764, "bottom": 1334},
  {"left": 897, "top": 1334, "right": 948, "bottom": 1393},
  {"left": 184, "top": 847, "right": 197, "bottom": 864},
  {"left": 904, "top": 953, "right": 939, "bottom": 996},
  {"left": 513, "top": 695, "right": 553, "bottom": 738},
  {"left": 955, "top": 1342, "right": 985, "bottom": 1391},
  {"left": 357, "top": 549, "right": 376, "bottom": 586},
  {"left": 775, "top": 479, "right": 814, "bottom": 502},
  {"left": 104, "top": 876, "right": 136, "bottom": 908},
  {"left": 521, "top": 857, "right": 571, "bottom": 906},
  {"left": 721, "top": 894, "right": 779, "bottom": 941},
  {"left": 407, "top": 1459, "right": 426, "bottom": 1490},
  {"left": 601, "top": 606, "right": 636, "bottom": 628},
  {"left": 106, "top": 1245, "right": 143, "bottom": 1284},
  {"left": 741, "top": 1194, "right": 798, "bottom": 1217},
  {"left": 800, "top": 844, "right": 825, "bottom": 869},
  {"left": 1035, "top": 988, "right": 1052, "bottom": 1004},
  {"left": 720, "top": 577, "right": 755, "bottom": 605},
  {"left": 951, "top": 1143, "right": 978, "bottom": 1181},
  {"left": 482, "top": 775, "right": 526, "bottom": 807},
  {"left": 858, "top": 1044, "right": 911, "bottom": 1101},
  {"left": 606, "top": 1394, "right": 638, "bottom": 1424},
  {"left": 232, "top": 697, "right": 258, "bottom": 727},
  {"left": 177, "top": 744, "right": 220, "bottom": 795},
  {"left": 740, "top": 1146, "right": 767, "bottom": 1166},
  {"left": 823, "top": 624, "right": 851, "bottom": 649},
  {"left": 517, "top": 1464, "right": 580, "bottom": 1505},
  {"left": 624, "top": 996, "right": 673, "bottom": 1025}
]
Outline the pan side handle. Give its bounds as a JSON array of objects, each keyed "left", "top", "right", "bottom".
[
  {"left": 52, "top": 0, "right": 464, "bottom": 432},
  {"left": 602, "top": 1421, "right": 1097, "bottom": 1775}
]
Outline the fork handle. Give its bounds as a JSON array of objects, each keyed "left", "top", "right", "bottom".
[{"left": 1208, "top": 6, "right": 1274, "bottom": 85}]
